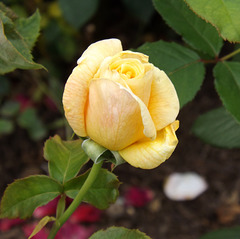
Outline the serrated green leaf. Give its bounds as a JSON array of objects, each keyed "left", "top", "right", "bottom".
[
  {"left": 0, "top": 7, "right": 44, "bottom": 74},
  {"left": 0, "top": 100, "right": 20, "bottom": 117},
  {"left": 0, "top": 118, "right": 14, "bottom": 135},
  {"left": 0, "top": 175, "right": 62, "bottom": 219},
  {"left": 199, "top": 226, "right": 240, "bottom": 239},
  {"left": 192, "top": 107, "right": 240, "bottom": 148},
  {"left": 28, "top": 216, "right": 55, "bottom": 239},
  {"left": 153, "top": 0, "right": 223, "bottom": 57},
  {"left": 17, "top": 107, "right": 47, "bottom": 140},
  {"left": 214, "top": 61, "right": 240, "bottom": 123},
  {"left": 137, "top": 40, "right": 205, "bottom": 107},
  {"left": 44, "top": 135, "right": 89, "bottom": 184},
  {"left": 185, "top": 0, "right": 240, "bottom": 43},
  {"left": 59, "top": 0, "right": 99, "bottom": 29},
  {"left": 15, "top": 9, "right": 41, "bottom": 50},
  {"left": 90, "top": 227, "right": 152, "bottom": 239},
  {"left": 64, "top": 169, "right": 120, "bottom": 209}
]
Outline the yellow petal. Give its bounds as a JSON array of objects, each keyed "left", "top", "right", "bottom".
[
  {"left": 113, "top": 50, "right": 149, "bottom": 63},
  {"left": 95, "top": 51, "right": 154, "bottom": 105},
  {"left": 63, "top": 39, "right": 122, "bottom": 136},
  {"left": 129, "top": 87, "right": 156, "bottom": 140},
  {"left": 125, "top": 68, "right": 153, "bottom": 106},
  {"left": 86, "top": 79, "right": 144, "bottom": 150},
  {"left": 119, "top": 121, "right": 179, "bottom": 169},
  {"left": 62, "top": 65, "right": 91, "bottom": 136},
  {"left": 148, "top": 67, "right": 180, "bottom": 131},
  {"left": 77, "top": 39, "right": 123, "bottom": 74}
]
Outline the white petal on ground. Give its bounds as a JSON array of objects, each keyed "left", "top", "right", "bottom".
[{"left": 163, "top": 172, "right": 208, "bottom": 201}]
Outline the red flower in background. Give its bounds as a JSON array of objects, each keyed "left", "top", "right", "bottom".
[
  {"left": 56, "top": 221, "right": 95, "bottom": 239},
  {"left": 70, "top": 204, "right": 101, "bottom": 223},
  {"left": 33, "top": 197, "right": 59, "bottom": 218},
  {"left": 124, "top": 186, "right": 154, "bottom": 207},
  {"left": 23, "top": 221, "right": 94, "bottom": 239},
  {"left": 22, "top": 223, "right": 49, "bottom": 239},
  {"left": 0, "top": 218, "right": 24, "bottom": 231},
  {"left": 33, "top": 197, "right": 101, "bottom": 223}
]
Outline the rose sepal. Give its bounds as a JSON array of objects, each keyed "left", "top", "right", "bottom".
[{"left": 82, "top": 138, "right": 126, "bottom": 167}]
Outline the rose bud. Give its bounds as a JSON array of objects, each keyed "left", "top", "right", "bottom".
[{"left": 63, "top": 39, "right": 179, "bottom": 169}]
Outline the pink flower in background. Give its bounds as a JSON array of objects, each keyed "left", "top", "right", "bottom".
[
  {"left": 22, "top": 223, "right": 49, "bottom": 239},
  {"left": 3, "top": 199, "right": 98, "bottom": 238},
  {"left": 70, "top": 204, "right": 101, "bottom": 223},
  {"left": 56, "top": 221, "right": 95, "bottom": 239},
  {"left": 125, "top": 187, "right": 154, "bottom": 207},
  {"left": 33, "top": 197, "right": 59, "bottom": 218},
  {"left": 23, "top": 219, "right": 95, "bottom": 239},
  {"left": 0, "top": 218, "right": 24, "bottom": 231},
  {"left": 33, "top": 198, "right": 101, "bottom": 223}
]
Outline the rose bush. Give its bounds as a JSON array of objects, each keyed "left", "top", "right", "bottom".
[{"left": 63, "top": 39, "right": 179, "bottom": 169}]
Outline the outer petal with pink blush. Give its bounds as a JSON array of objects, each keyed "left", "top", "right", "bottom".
[
  {"left": 119, "top": 121, "right": 179, "bottom": 169},
  {"left": 86, "top": 79, "right": 156, "bottom": 151}
]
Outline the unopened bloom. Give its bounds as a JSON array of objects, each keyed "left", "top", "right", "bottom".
[{"left": 63, "top": 39, "right": 179, "bottom": 169}]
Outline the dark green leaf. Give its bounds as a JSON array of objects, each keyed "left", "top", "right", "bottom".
[
  {"left": 185, "top": 0, "right": 240, "bottom": 43},
  {"left": 15, "top": 9, "right": 41, "bottom": 50},
  {"left": 137, "top": 40, "right": 205, "bottom": 107},
  {"left": 199, "top": 226, "right": 240, "bottom": 239},
  {"left": 59, "top": 0, "right": 99, "bottom": 29},
  {"left": 64, "top": 169, "right": 120, "bottom": 209},
  {"left": 0, "top": 118, "right": 14, "bottom": 135},
  {"left": 44, "top": 135, "right": 89, "bottom": 184},
  {"left": 153, "top": 0, "right": 223, "bottom": 57},
  {"left": 90, "top": 227, "right": 151, "bottom": 239},
  {"left": 0, "top": 175, "right": 62, "bottom": 219},
  {"left": 192, "top": 107, "right": 240, "bottom": 148},
  {"left": 17, "top": 107, "right": 47, "bottom": 140},
  {"left": 0, "top": 100, "right": 20, "bottom": 117},
  {"left": 214, "top": 61, "right": 240, "bottom": 123},
  {"left": 122, "top": 0, "right": 154, "bottom": 24}
]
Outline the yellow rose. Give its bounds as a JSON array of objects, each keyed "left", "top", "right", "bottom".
[{"left": 63, "top": 39, "right": 179, "bottom": 169}]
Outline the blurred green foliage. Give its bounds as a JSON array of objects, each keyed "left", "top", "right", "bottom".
[
  {"left": 0, "top": 3, "right": 44, "bottom": 74},
  {"left": 0, "top": 0, "right": 240, "bottom": 147}
]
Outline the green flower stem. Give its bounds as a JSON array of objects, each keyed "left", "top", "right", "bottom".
[
  {"left": 56, "top": 194, "right": 66, "bottom": 219},
  {"left": 47, "top": 161, "right": 103, "bottom": 239},
  {"left": 220, "top": 47, "right": 240, "bottom": 61}
]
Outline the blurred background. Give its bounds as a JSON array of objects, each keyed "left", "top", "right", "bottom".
[{"left": 0, "top": 0, "right": 240, "bottom": 238}]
